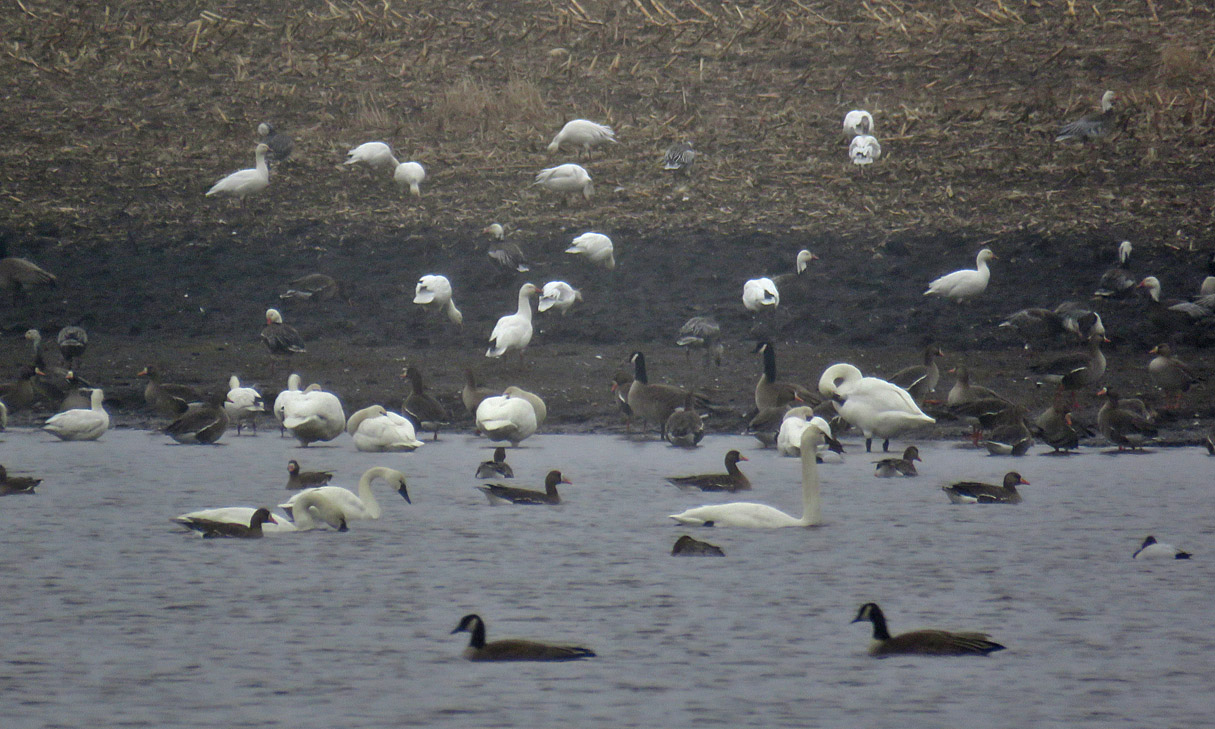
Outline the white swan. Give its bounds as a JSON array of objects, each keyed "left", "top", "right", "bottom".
[
  {"left": 345, "top": 141, "right": 399, "bottom": 171},
  {"left": 849, "top": 135, "right": 882, "bottom": 165},
  {"left": 668, "top": 426, "right": 825, "bottom": 528},
  {"left": 206, "top": 143, "right": 269, "bottom": 204},
  {"left": 414, "top": 274, "right": 463, "bottom": 327},
  {"left": 475, "top": 394, "right": 538, "bottom": 446},
  {"left": 743, "top": 277, "right": 780, "bottom": 312},
  {"left": 548, "top": 119, "right": 617, "bottom": 154},
  {"left": 173, "top": 506, "right": 301, "bottom": 534},
  {"left": 535, "top": 164, "right": 593, "bottom": 200},
  {"left": 565, "top": 232, "right": 615, "bottom": 270},
  {"left": 925, "top": 249, "right": 995, "bottom": 303},
  {"left": 282, "top": 384, "right": 346, "bottom": 446},
  {"left": 502, "top": 385, "right": 546, "bottom": 427},
  {"left": 538, "top": 281, "right": 582, "bottom": 315},
  {"left": 394, "top": 161, "right": 426, "bottom": 196},
  {"left": 345, "top": 405, "right": 424, "bottom": 452},
  {"left": 280, "top": 466, "right": 410, "bottom": 522},
  {"left": 273, "top": 373, "right": 302, "bottom": 433},
  {"left": 486, "top": 283, "right": 538, "bottom": 358},
  {"left": 776, "top": 409, "right": 833, "bottom": 457},
  {"left": 819, "top": 363, "right": 935, "bottom": 452},
  {"left": 224, "top": 375, "right": 263, "bottom": 435},
  {"left": 43, "top": 388, "right": 108, "bottom": 441},
  {"left": 843, "top": 110, "right": 874, "bottom": 137}
]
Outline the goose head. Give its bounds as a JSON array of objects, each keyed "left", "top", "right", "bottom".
[
  {"left": 265, "top": 308, "right": 284, "bottom": 325},
  {"left": 795, "top": 249, "right": 819, "bottom": 274}
]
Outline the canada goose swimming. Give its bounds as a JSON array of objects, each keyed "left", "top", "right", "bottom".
[
  {"left": 943, "top": 472, "right": 1027, "bottom": 504},
  {"left": 224, "top": 375, "right": 263, "bottom": 435},
  {"left": 475, "top": 394, "right": 537, "bottom": 447},
  {"left": 476, "top": 447, "right": 514, "bottom": 479},
  {"left": 842, "top": 109, "right": 873, "bottom": 137},
  {"left": 451, "top": 614, "right": 596, "bottom": 661},
  {"left": 486, "top": 283, "right": 538, "bottom": 358},
  {"left": 1147, "top": 343, "right": 1201, "bottom": 408},
  {"left": 565, "top": 232, "right": 615, "bottom": 270},
  {"left": 0, "top": 465, "right": 40, "bottom": 496},
  {"left": 206, "top": 143, "right": 270, "bottom": 205},
  {"left": 138, "top": 365, "right": 199, "bottom": 418},
  {"left": 282, "top": 384, "right": 346, "bottom": 446},
  {"left": 848, "top": 134, "right": 881, "bottom": 165},
  {"left": 626, "top": 351, "right": 699, "bottom": 438},
  {"left": 257, "top": 122, "right": 293, "bottom": 162},
  {"left": 742, "top": 277, "right": 779, "bottom": 312},
  {"left": 0, "top": 255, "right": 57, "bottom": 303},
  {"left": 669, "top": 427, "right": 825, "bottom": 528},
  {"left": 478, "top": 469, "right": 569, "bottom": 505},
  {"left": 1096, "top": 387, "right": 1157, "bottom": 450},
  {"left": 280, "top": 273, "right": 342, "bottom": 302},
  {"left": 676, "top": 315, "right": 723, "bottom": 367},
  {"left": 1133, "top": 535, "right": 1191, "bottom": 560},
  {"left": 889, "top": 345, "right": 944, "bottom": 403},
  {"left": 924, "top": 249, "right": 995, "bottom": 303},
  {"left": 671, "top": 534, "right": 724, "bottom": 556},
  {"left": 874, "top": 446, "right": 920, "bottom": 477},
  {"left": 345, "top": 405, "right": 424, "bottom": 452},
  {"left": 261, "top": 308, "right": 306, "bottom": 355},
  {"left": 56, "top": 325, "right": 87, "bottom": 368},
  {"left": 1029, "top": 330, "right": 1107, "bottom": 407},
  {"left": 662, "top": 141, "right": 696, "bottom": 175},
  {"left": 286, "top": 459, "right": 333, "bottom": 490},
  {"left": 851, "top": 603, "right": 1006, "bottom": 657},
  {"left": 402, "top": 366, "right": 449, "bottom": 440},
  {"left": 43, "top": 388, "right": 108, "bottom": 441},
  {"left": 165, "top": 395, "right": 230, "bottom": 445},
  {"left": 413, "top": 274, "right": 463, "bottom": 328},
  {"left": 663, "top": 393, "right": 705, "bottom": 448},
  {"left": 548, "top": 119, "right": 616, "bottom": 155},
  {"left": 819, "top": 363, "right": 935, "bottom": 452},
  {"left": 393, "top": 160, "right": 426, "bottom": 197},
  {"left": 535, "top": 163, "right": 593, "bottom": 201},
  {"left": 538, "top": 281, "right": 582, "bottom": 315},
  {"left": 667, "top": 450, "right": 750, "bottom": 492},
  {"left": 1094, "top": 240, "right": 1135, "bottom": 298},
  {"left": 462, "top": 369, "right": 494, "bottom": 416},
  {"left": 344, "top": 141, "right": 399, "bottom": 171},
  {"left": 754, "top": 341, "right": 816, "bottom": 410},
  {"left": 280, "top": 466, "right": 410, "bottom": 523},
  {"left": 1055, "top": 90, "right": 1116, "bottom": 142}
]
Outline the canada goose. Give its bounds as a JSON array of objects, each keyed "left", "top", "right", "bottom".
[
  {"left": 137, "top": 366, "right": 199, "bottom": 417},
  {"left": 548, "top": 119, "right": 616, "bottom": 155},
  {"left": 754, "top": 341, "right": 817, "bottom": 410},
  {"left": 344, "top": 141, "right": 399, "bottom": 171},
  {"left": 663, "top": 393, "right": 705, "bottom": 448},
  {"left": 476, "top": 447, "right": 514, "bottom": 479},
  {"left": 477, "top": 469, "right": 569, "bottom": 505},
  {"left": 943, "top": 472, "right": 1027, "bottom": 504},
  {"left": 451, "top": 614, "right": 596, "bottom": 662},
  {"left": 414, "top": 274, "right": 463, "bottom": 328},
  {"left": 538, "top": 281, "right": 581, "bottom": 315},
  {"left": 164, "top": 395, "right": 229, "bottom": 445},
  {"left": 924, "top": 249, "right": 995, "bottom": 303},
  {"left": 402, "top": 366, "right": 449, "bottom": 440},
  {"left": 462, "top": 369, "right": 494, "bottom": 416},
  {"left": 257, "top": 122, "right": 293, "bottom": 162},
  {"left": 662, "top": 141, "right": 696, "bottom": 175},
  {"left": 280, "top": 466, "right": 410, "bottom": 522},
  {"left": 0, "top": 255, "right": 57, "bottom": 303},
  {"left": 676, "top": 316, "right": 723, "bottom": 367},
  {"left": 55, "top": 325, "right": 87, "bottom": 368},
  {"left": 565, "top": 232, "right": 615, "bottom": 270},
  {"left": 626, "top": 351, "right": 698, "bottom": 437},
  {"left": 42, "top": 388, "right": 108, "bottom": 441},
  {"left": 345, "top": 405, "right": 424, "bottom": 452},
  {"left": 393, "top": 161, "right": 426, "bottom": 197},
  {"left": 848, "top": 134, "right": 881, "bottom": 165},
  {"left": 189, "top": 507, "right": 276, "bottom": 539},
  {"left": 280, "top": 273, "right": 342, "bottom": 302},
  {"left": 486, "top": 283, "right": 538, "bottom": 358},
  {"left": 1133, "top": 535, "right": 1191, "bottom": 560},
  {"left": 1094, "top": 240, "right": 1135, "bottom": 298},
  {"left": 1028, "top": 330, "right": 1107, "bottom": 407},
  {"left": 667, "top": 450, "right": 750, "bottom": 492},
  {"left": 261, "top": 308, "right": 306, "bottom": 355},
  {"left": 874, "top": 446, "right": 920, "bottom": 477},
  {"left": 1096, "top": 388, "right": 1157, "bottom": 450},
  {"left": 851, "top": 603, "right": 1006, "bottom": 657},
  {"left": 281, "top": 383, "right": 346, "bottom": 446},
  {"left": 475, "top": 394, "right": 537, "bottom": 446},
  {"left": 671, "top": 535, "right": 724, "bottom": 556},
  {"left": 819, "top": 363, "right": 935, "bottom": 452},
  {"left": 286, "top": 459, "right": 333, "bottom": 490},
  {"left": 0, "top": 465, "right": 40, "bottom": 495},
  {"left": 1147, "top": 343, "right": 1201, "bottom": 408},
  {"left": 224, "top": 375, "right": 263, "bottom": 435},
  {"left": 206, "top": 143, "right": 270, "bottom": 205},
  {"left": 1055, "top": 90, "right": 1116, "bottom": 142},
  {"left": 535, "top": 163, "right": 593, "bottom": 201},
  {"left": 889, "top": 345, "right": 944, "bottom": 403},
  {"left": 842, "top": 110, "right": 873, "bottom": 137}
]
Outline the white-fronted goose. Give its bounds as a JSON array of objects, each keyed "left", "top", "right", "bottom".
[
  {"left": 1096, "top": 387, "right": 1157, "bottom": 450},
  {"left": 280, "top": 273, "right": 342, "bottom": 302},
  {"left": 55, "top": 325, "right": 87, "bottom": 368},
  {"left": 819, "top": 363, "right": 935, "bottom": 452},
  {"left": 1133, "top": 535, "right": 1191, "bottom": 560},
  {"left": 950, "top": 399, "right": 1025, "bottom": 445},
  {"left": 138, "top": 366, "right": 199, "bottom": 417},
  {"left": 261, "top": 308, "right": 306, "bottom": 355},
  {"left": 486, "top": 283, "right": 537, "bottom": 358},
  {"left": 538, "top": 281, "right": 581, "bottom": 315},
  {"left": 1031, "top": 404, "right": 1089, "bottom": 453},
  {"left": 462, "top": 369, "right": 494, "bottom": 416},
  {"left": 666, "top": 450, "right": 750, "bottom": 492},
  {"left": 981, "top": 419, "right": 1034, "bottom": 456},
  {"left": 0, "top": 255, "right": 56, "bottom": 303},
  {"left": 1028, "top": 330, "right": 1107, "bottom": 407},
  {"left": 626, "top": 351, "right": 698, "bottom": 437},
  {"left": 671, "top": 534, "right": 724, "bottom": 556},
  {"left": 224, "top": 375, "right": 263, "bottom": 435},
  {"left": 344, "top": 141, "right": 398, "bottom": 171},
  {"left": 452, "top": 614, "right": 596, "bottom": 662},
  {"left": 548, "top": 119, "right": 616, "bottom": 155},
  {"left": 1148, "top": 343, "right": 1201, "bottom": 408},
  {"left": 945, "top": 366, "right": 1006, "bottom": 407},
  {"left": 943, "top": 472, "right": 1027, "bottom": 504},
  {"left": 280, "top": 466, "right": 410, "bottom": 522},
  {"left": 165, "top": 395, "right": 229, "bottom": 444},
  {"left": 282, "top": 383, "right": 346, "bottom": 446},
  {"left": 476, "top": 447, "right": 514, "bottom": 479},
  {"left": 662, "top": 141, "right": 696, "bottom": 175},
  {"left": 565, "top": 232, "right": 614, "bottom": 270},
  {"left": 848, "top": 134, "right": 881, "bottom": 165},
  {"left": 842, "top": 109, "right": 873, "bottom": 137},
  {"left": 478, "top": 469, "right": 569, "bottom": 505},
  {"left": 1056, "top": 90, "right": 1116, "bottom": 142},
  {"left": 0, "top": 365, "right": 40, "bottom": 411},
  {"left": 874, "top": 446, "right": 921, "bottom": 477},
  {"left": 402, "top": 366, "right": 449, "bottom": 440},
  {"left": 851, "top": 603, "right": 1006, "bottom": 657},
  {"left": 393, "top": 160, "right": 426, "bottom": 197},
  {"left": 1094, "top": 240, "right": 1135, "bottom": 298},
  {"left": 345, "top": 405, "right": 424, "bottom": 452},
  {"left": 475, "top": 394, "right": 537, "bottom": 446},
  {"left": 754, "top": 341, "right": 817, "bottom": 410},
  {"left": 535, "top": 163, "right": 593, "bottom": 201},
  {"left": 43, "top": 388, "right": 108, "bottom": 441},
  {"left": 664, "top": 393, "right": 705, "bottom": 448},
  {"left": 742, "top": 277, "right": 779, "bottom": 312},
  {"left": 676, "top": 316, "right": 723, "bottom": 367},
  {"left": 206, "top": 143, "right": 269, "bottom": 205},
  {"left": 286, "top": 459, "right": 334, "bottom": 490},
  {"left": 257, "top": 122, "right": 293, "bottom": 161},
  {"left": 924, "top": 249, "right": 995, "bottom": 303},
  {"left": 889, "top": 345, "right": 944, "bottom": 403},
  {"left": 0, "top": 465, "right": 40, "bottom": 495}
]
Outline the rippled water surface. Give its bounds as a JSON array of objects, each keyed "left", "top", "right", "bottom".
[{"left": 1, "top": 427, "right": 1212, "bottom": 728}]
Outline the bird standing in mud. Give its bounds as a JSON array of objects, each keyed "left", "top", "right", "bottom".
[{"left": 261, "top": 309, "right": 306, "bottom": 356}]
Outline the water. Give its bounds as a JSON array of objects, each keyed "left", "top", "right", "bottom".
[{"left": 1, "top": 428, "right": 1211, "bottom": 728}]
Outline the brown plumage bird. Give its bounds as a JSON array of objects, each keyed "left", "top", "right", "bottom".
[
  {"left": 138, "top": 366, "right": 200, "bottom": 417},
  {"left": 889, "top": 345, "right": 944, "bottom": 403},
  {"left": 260, "top": 308, "right": 306, "bottom": 355},
  {"left": 461, "top": 369, "right": 494, "bottom": 417},
  {"left": 286, "top": 459, "right": 334, "bottom": 490},
  {"left": 0, "top": 464, "right": 41, "bottom": 496},
  {"left": 476, "top": 447, "right": 514, "bottom": 479},
  {"left": 402, "top": 366, "right": 449, "bottom": 440},
  {"left": 451, "top": 614, "right": 595, "bottom": 662},
  {"left": 1147, "top": 343, "right": 1202, "bottom": 408},
  {"left": 852, "top": 603, "right": 1006, "bottom": 657},
  {"left": 0, "top": 365, "right": 41, "bottom": 411},
  {"left": 874, "top": 446, "right": 921, "bottom": 477},
  {"left": 626, "top": 351, "right": 703, "bottom": 437},
  {"left": 753, "top": 341, "right": 817, "bottom": 410},
  {"left": 164, "top": 394, "right": 229, "bottom": 444},
  {"left": 280, "top": 273, "right": 342, "bottom": 302},
  {"left": 477, "top": 469, "right": 569, "bottom": 505},
  {"left": 1097, "top": 387, "right": 1157, "bottom": 450},
  {"left": 943, "top": 472, "right": 1028, "bottom": 504},
  {"left": 0, "top": 255, "right": 57, "bottom": 304},
  {"left": 666, "top": 450, "right": 751, "bottom": 492}
]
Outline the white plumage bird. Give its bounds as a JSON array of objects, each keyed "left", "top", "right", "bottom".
[
  {"left": 486, "top": 283, "right": 538, "bottom": 358},
  {"left": 538, "top": 281, "right": 582, "bottom": 315},
  {"left": 742, "top": 278, "right": 780, "bottom": 312},
  {"left": 42, "top": 388, "right": 109, "bottom": 441},
  {"left": 535, "top": 164, "right": 593, "bottom": 201},
  {"left": 843, "top": 110, "right": 874, "bottom": 137},
  {"left": 924, "top": 249, "right": 996, "bottom": 303},
  {"left": 564, "top": 232, "right": 615, "bottom": 270},
  {"left": 394, "top": 161, "right": 426, "bottom": 196},
  {"left": 206, "top": 143, "right": 270, "bottom": 204},
  {"left": 345, "top": 405, "right": 424, "bottom": 452},
  {"left": 475, "top": 394, "right": 539, "bottom": 447},
  {"left": 224, "top": 375, "right": 263, "bottom": 435},
  {"left": 849, "top": 135, "right": 882, "bottom": 165},
  {"left": 344, "top": 141, "right": 399, "bottom": 171},
  {"left": 818, "top": 363, "right": 935, "bottom": 452},
  {"left": 548, "top": 119, "right": 616, "bottom": 154},
  {"left": 413, "top": 274, "right": 463, "bottom": 327}
]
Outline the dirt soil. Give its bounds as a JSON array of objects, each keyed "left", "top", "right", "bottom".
[{"left": 1, "top": 1, "right": 1213, "bottom": 443}]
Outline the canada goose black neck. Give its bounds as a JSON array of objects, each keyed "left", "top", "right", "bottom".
[
  {"left": 453, "top": 614, "right": 488, "bottom": 648},
  {"left": 631, "top": 352, "right": 649, "bottom": 385},
  {"left": 759, "top": 342, "right": 778, "bottom": 382},
  {"left": 854, "top": 602, "right": 892, "bottom": 641}
]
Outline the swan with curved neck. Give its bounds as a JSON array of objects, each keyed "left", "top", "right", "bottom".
[
  {"left": 819, "top": 363, "right": 934, "bottom": 452},
  {"left": 668, "top": 426, "right": 824, "bottom": 528},
  {"left": 280, "top": 466, "right": 409, "bottom": 522}
]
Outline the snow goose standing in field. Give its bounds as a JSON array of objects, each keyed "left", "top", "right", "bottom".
[
  {"left": 668, "top": 426, "right": 826, "bottom": 528},
  {"left": 538, "top": 281, "right": 582, "bottom": 315},
  {"left": 281, "top": 466, "right": 410, "bottom": 523},
  {"left": 475, "top": 394, "right": 538, "bottom": 446},
  {"left": 565, "top": 232, "right": 615, "bottom": 270},
  {"left": 742, "top": 277, "right": 779, "bottom": 312},
  {"left": 851, "top": 603, "right": 1006, "bottom": 657},
  {"left": 924, "top": 248, "right": 995, "bottom": 303},
  {"left": 1132, "top": 535, "right": 1191, "bottom": 560},
  {"left": 282, "top": 383, "right": 346, "bottom": 446},
  {"left": 413, "top": 274, "right": 463, "bottom": 328},
  {"left": 344, "top": 141, "right": 399, "bottom": 171},
  {"left": 535, "top": 164, "right": 593, "bottom": 201},
  {"left": 819, "top": 362, "right": 935, "bottom": 452},
  {"left": 42, "top": 388, "right": 108, "bottom": 441},
  {"left": 548, "top": 119, "right": 616, "bottom": 155},
  {"left": 257, "top": 122, "right": 293, "bottom": 162},
  {"left": 849, "top": 135, "right": 881, "bottom": 165},
  {"left": 345, "top": 405, "right": 424, "bottom": 452},
  {"left": 1056, "top": 90, "right": 1116, "bottom": 142},
  {"left": 224, "top": 375, "right": 263, "bottom": 435},
  {"left": 394, "top": 161, "right": 426, "bottom": 197},
  {"left": 261, "top": 309, "right": 306, "bottom": 355},
  {"left": 206, "top": 143, "right": 270, "bottom": 205},
  {"left": 662, "top": 141, "right": 696, "bottom": 175},
  {"left": 842, "top": 110, "right": 874, "bottom": 137},
  {"left": 486, "top": 283, "right": 538, "bottom": 358},
  {"left": 173, "top": 507, "right": 300, "bottom": 535}
]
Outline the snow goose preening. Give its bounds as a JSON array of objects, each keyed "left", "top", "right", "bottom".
[
  {"left": 565, "top": 232, "right": 615, "bottom": 270},
  {"left": 538, "top": 281, "right": 582, "bottom": 315},
  {"left": 486, "top": 283, "right": 538, "bottom": 358},
  {"left": 344, "top": 141, "right": 399, "bottom": 171},
  {"left": 535, "top": 163, "right": 593, "bottom": 201},
  {"left": 1094, "top": 240, "right": 1135, "bottom": 298},
  {"left": 848, "top": 135, "right": 881, "bottom": 165},
  {"left": 281, "top": 466, "right": 410, "bottom": 523},
  {"left": 1148, "top": 343, "right": 1201, "bottom": 408},
  {"left": 662, "top": 141, "right": 696, "bottom": 175},
  {"left": 42, "top": 388, "right": 108, "bottom": 441},
  {"left": 273, "top": 373, "right": 303, "bottom": 434},
  {"left": 818, "top": 363, "right": 935, "bottom": 452},
  {"left": 257, "top": 122, "right": 293, "bottom": 162},
  {"left": 548, "top": 119, "right": 616, "bottom": 155},
  {"left": 851, "top": 603, "right": 1006, "bottom": 657},
  {"left": 345, "top": 405, "right": 424, "bottom": 452},
  {"left": 476, "top": 447, "right": 514, "bottom": 479},
  {"left": 282, "top": 383, "right": 346, "bottom": 446},
  {"left": 477, "top": 469, "right": 570, "bottom": 505},
  {"left": 413, "top": 274, "right": 463, "bottom": 328},
  {"left": 943, "top": 472, "right": 1027, "bottom": 504},
  {"left": 164, "top": 395, "right": 229, "bottom": 445},
  {"left": 261, "top": 309, "right": 306, "bottom": 355},
  {"left": 874, "top": 446, "right": 921, "bottom": 477},
  {"left": 0, "top": 465, "right": 40, "bottom": 496},
  {"left": 56, "top": 325, "right": 87, "bottom": 368},
  {"left": 842, "top": 109, "right": 874, "bottom": 137},
  {"left": 206, "top": 143, "right": 270, "bottom": 205},
  {"left": 742, "top": 277, "right": 779, "bottom": 312},
  {"left": 924, "top": 248, "right": 995, "bottom": 303},
  {"left": 173, "top": 507, "right": 298, "bottom": 537},
  {"left": 402, "top": 365, "right": 450, "bottom": 440},
  {"left": 452, "top": 614, "right": 596, "bottom": 662},
  {"left": 286, "top": 459, "right": 333, "bottom": 490},
  {"left": 776, "top": 412, "right": 838, "bottom": 459},
  {"left": 1133, "top": 535, "right": 1191, "bottom": 560},
  {"left": 393, "top": 161, "right": 426, "bottom": 197},
  {"left": 224, "top": 375, "right": 263, "bottom": 435},
  {"left": 668, "top": 425, "right": 826, "bottom": 528},
  {"left": 475, "top": 394, "right": 538, "bottom": 447},
  {"left": 667, "top": 450, "right": 750, "bottom": 492},
  {"left": 1056, "top": 90, "right": 1116, "bottom": 142}
]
